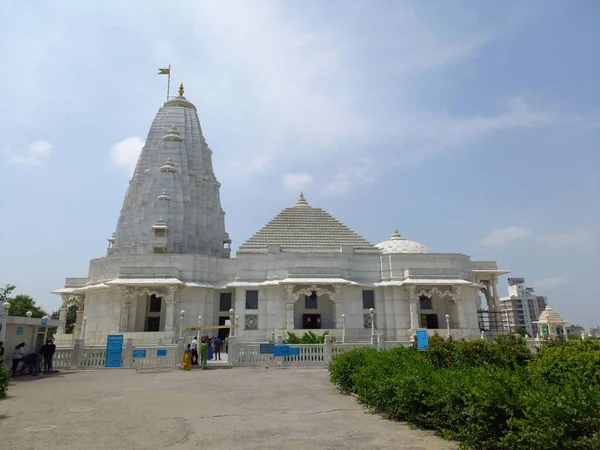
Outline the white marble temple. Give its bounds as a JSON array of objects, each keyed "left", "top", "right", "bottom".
[{"left": 52, "top": 87, "right": 509, "bottom": 345}]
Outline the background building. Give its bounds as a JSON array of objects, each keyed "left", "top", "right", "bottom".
[{"left": 499, "top": 278, "right": 548, "bottom": 336}]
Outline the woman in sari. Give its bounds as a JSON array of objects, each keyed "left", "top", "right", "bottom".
[
  {"left": 207, "top": 337, "right": 214, "bottom": 361},
  {"left": 181, "top": 343, "right": 192, "bottom": 371},
  {"left": 200, "top": 337, "right": 208, "bottom": 370}
]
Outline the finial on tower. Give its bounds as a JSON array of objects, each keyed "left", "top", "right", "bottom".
[
  {"left": 295, "top": 191, "right": 308, "bottom": 207},
  {"left": 178, "top": 82, "right": 184, "bottom": 96},
  {"left": 391, "top": 229, "right": 403, "bottom": 239}
]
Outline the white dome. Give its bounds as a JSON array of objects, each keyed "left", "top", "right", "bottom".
[{"left": 376, "top": 229, "right": 431, "bottom": 254}]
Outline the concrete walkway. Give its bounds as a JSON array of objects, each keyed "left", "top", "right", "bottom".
[{"left": 0, "top": 368, "right": 455, "bottom": 450}]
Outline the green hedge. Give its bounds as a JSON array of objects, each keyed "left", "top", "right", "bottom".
[
  {"left": 0, "top": 363, "right": 9, "bottom": 399},
  {"left": 329, "top": 336, "right": 600, "bottom": 449}
]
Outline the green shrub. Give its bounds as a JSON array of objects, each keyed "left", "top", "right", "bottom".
[
  {"left": 283, "top": 330, "right": 330, "bottom": 344},
  {"left": 328, "top": 347, "right": 376, "bottom": 393},
  {"left": 329, "top": 338, "right": 600, "bottom": 449},
  {"left": 0, "top": 363, "right": 9, "bottom": 398},
  {"left": 503, "top": 373, "right": 600, "bottom": 449}
]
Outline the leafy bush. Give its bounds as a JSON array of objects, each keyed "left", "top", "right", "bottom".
[
  {"left": 328, "top": 347, "right": 376, "bottom": 393},
  {"left": 0, "top": 363, "right": 9, "bottom": 398},
  {"left": 328, "top": 337, "right": 600, "bottom": 449},
  {"left": 283, "top": 330, "right": 331, "bottom": 344}
]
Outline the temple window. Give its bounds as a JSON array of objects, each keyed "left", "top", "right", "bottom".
[
  {"left": 245, "top": 290, "right": 258, "bottom": 310},
  {"left": 419, "top": 295, "right": 433, "bottom": 310},
  {"left": 305, "top": 291, "right": 318, "bottom": 309},
  {"left": 153, "top": 246, "right": 166, "bottom": 254},
  {"left": 220, "top": 293, "right": 232, "bottom": 311},
  {"left": 362, "top": 290, "right": 375, "bottom": 309}
]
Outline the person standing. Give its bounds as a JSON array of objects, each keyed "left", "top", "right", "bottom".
[
  {"left": 207, "top": 337, "right": 214, "bottom": 361},
  {"left": 190, "top": 336, "right": 199, "bottom": 366},
  {"left": 200, "top": 337, "right": 208, "bottom": 370},
  {"left": 214, "top": 336, "right": 222, "bottom": 361},
  {"left": 11, "top": 343, "right": 25, "bottom": 377},
  {"left": 181, "top": 344, "right": 192, "bottom": 371},
  {"left": 40, "top": 339, "right": 56, "bottom": 374}
]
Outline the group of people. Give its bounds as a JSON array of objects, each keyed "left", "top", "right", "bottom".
[
  {"left": 181, "top": 335, "right": 227, "bottom": 371},
  {"left": 3, "top": 339, "right": 56, "bottom": 377}
]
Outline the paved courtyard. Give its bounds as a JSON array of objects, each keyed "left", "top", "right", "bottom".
[{"left": 0, "top": 367, "right": 455, "bottom": 450}]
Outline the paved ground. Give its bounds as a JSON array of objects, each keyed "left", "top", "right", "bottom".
[{"left": 0, "top": 367, "right": 455, "bottom": 450}]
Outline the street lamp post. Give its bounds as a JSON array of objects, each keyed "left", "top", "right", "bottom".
[
  {"left": 229, "top": 309, "right": 234, "bottom": 337},
  {"left": 197, "top": 315, "right": 203, "bottom": 340},
  {"left": 445, "top": 314, "right": 451, "bottom": 339},
  {"left": 81, "top": 317, "right": 87, "bottom": 340},
  {"left": 341, "top": 313, "right": 347, "bottom": 343},
  {"left": 1, "top": 302, "right": 10, "bottom": 344},
  {"left": 369, "top": 308, "right": 376, "bottom": 346},
  {"left": 26, "top": 311, "right": 33, "bottom": 318},
  {"left": 179, "top": 310, "right": 185, "bottom": 341}
]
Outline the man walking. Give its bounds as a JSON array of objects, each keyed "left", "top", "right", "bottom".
[
  {"left": 214, "top": 336, "right": 222, "bottom": 361},
  {"left": 191, "top": 336, "right": 199, "bottom": 366}
]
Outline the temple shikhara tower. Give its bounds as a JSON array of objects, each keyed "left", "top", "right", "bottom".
[{"left": 52, "top": 84, "right": 509, "bottom": 346}]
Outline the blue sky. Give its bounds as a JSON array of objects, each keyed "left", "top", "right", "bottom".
[{"left": 1, "top": 1, "right": 598, "bottom": 326}]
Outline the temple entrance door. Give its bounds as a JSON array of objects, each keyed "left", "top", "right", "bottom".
[
  {"left": 303, "top": 314, "right": 321, "bottom": 329},
  {"left": 218, "top": 317, "right": 228, "bottom": 339},
  {"left": 146, "top": 294, "right": 162, "bottom": 331}
]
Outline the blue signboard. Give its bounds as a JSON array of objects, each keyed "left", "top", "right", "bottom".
[
  {"left": 132, "top": 349, "right": 147, "bottom": 359},
  {"left": 16, "top": 327, "right": 23, "bottom": 336},
  {"left": 41, "top": 318, "right": 48, "bottom": 326},
  {"left": 416, "top": 329, "right": 428, "bottom": 351},
  {"left": 260, "top": 343, "right": 274, "bottom": 354},
  {"left": 105, "top": 334, "right": 124, "bottom": 368},
  {"left": 273, "top": 345, "right": 301, "bottom": 357},
  {"left": 156, "top": 349, "right": 168, "bottom": 357},
  {"left": 274, "top": 345, "right": 290, "bottom": 357}
]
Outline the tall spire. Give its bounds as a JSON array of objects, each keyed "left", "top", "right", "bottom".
[{"left": 113, "top": 87, "right": 230, "bottom": 257}]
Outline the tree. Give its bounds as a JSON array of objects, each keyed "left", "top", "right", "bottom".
[
  {"left": 0, "top": 284, "right": 16, "bottom": 303},
  {"left": 8, "top": 294, "right": 48, "bottom": 318},
  {"left": 513, "top": 327, "right": 527, "bottom": 337}
]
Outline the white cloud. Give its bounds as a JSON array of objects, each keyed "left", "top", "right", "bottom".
[
  {"left": 480, "top": 226, "right": 533, "bottom": 246},
  {"left": 109, "top": 137, "right": 144, "bottom": 173},
  {"left": 5, "top": 140, "right": 53, "bottom": 166},
  {"left": 322, "top": 160, "right": 374, "bottom": 197},
  {"left": 282, "top": 173, "right": 313, "bottom": 191},
  {"left": 230, "top": 155, "right": 273, "bottom": 174},
  {"left": 533, "top": 276, "right": 570, "bottom": 290}
]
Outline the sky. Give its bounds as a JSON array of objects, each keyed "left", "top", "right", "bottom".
[{"left": 0, "top": 1, "right": 598, "bottom": 326}]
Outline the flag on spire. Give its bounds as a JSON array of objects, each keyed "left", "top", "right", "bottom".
[{"left": 158, "top": 68, "right": 170, "bottom": 75}]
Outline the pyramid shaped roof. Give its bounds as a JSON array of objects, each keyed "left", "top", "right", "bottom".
[
  {"left": 535, "top": 306, "right": 567, "bottom": 325},
  {"left": 238, "top": 193, "right": 377, "bottom": 254}
]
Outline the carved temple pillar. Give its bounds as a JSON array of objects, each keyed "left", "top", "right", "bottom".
[
  {"left": 452, "top": 287, "right": 466, "bottom": 329},
  {"left": 285, "top": 286, "right": 296, "bottom": 331},
  {"left": 331, "top": 285, "right": 342, "bottom": 329},
  {"left": 164, "top": 286, "right": 179, "bottom": 332},
  {"left": 57, "top": 295, "right": 70, "bottom": 334},
  {"left": 407, "top": 287, "right": 420, "bottom": 329},
  {"left": 72, "top": 296, "right": 85, "bottom": 339},
  {"left": 120, "top": 299, "right": 132, "bottom": 332}
]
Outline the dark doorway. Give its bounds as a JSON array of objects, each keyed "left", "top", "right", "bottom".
[
  {"left": 218, "top": 316, "right": 229, "bottom": 340},
  {"left": 146, "top": 316, "right": 160, "bottom": 332},
  {"left": 421, "top": 314, "right": 439, "bottom": 329},
  {"left": 303, "top": 314, "right": 321, "bottom": 329}
]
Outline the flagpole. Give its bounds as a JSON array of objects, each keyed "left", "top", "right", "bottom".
[{"left": 167, "top": 64, "right": 171, "bottom": 101}]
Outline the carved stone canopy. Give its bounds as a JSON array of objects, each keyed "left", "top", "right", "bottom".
[
  {"left": 118, "top": 286, "right": 172, "bottom": 299},
  {"left": 61, "top": 294, "right": 84, "bottom": 309},
  {"left": 291, "top": 284, "right": 337, "bottom": 302},
  {"left": 414, "top": 286, "right": 458, "bottom": 300}
]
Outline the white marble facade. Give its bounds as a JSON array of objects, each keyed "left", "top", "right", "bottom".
[{"left": 52, "top": 87, "right": 508, "bottom": 345}]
